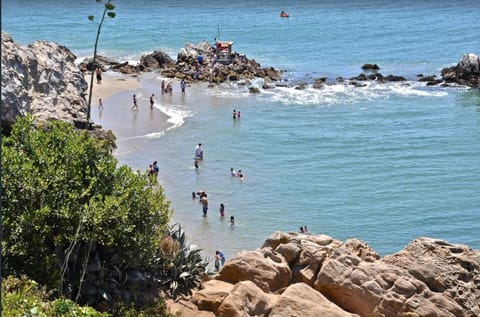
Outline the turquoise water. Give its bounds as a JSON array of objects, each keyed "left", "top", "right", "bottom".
[{"left": 3, "top": 0, "right": 480, "bottom": 257}]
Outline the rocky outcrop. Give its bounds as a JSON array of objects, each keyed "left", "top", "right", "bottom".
[
  {"left": 79, "top": 41, "right": 284, "bottom": 87},
  {"left": 441, "top": 53, "right": 480, "bottom": 88},
  {"left": 189, "top": 232, "right": 480, "bottom": 317},
  {"left": 1, "top": 32, "right": 88, "bottom": 129}
]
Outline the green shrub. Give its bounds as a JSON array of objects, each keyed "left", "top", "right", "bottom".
[
  {"left": 2, "top": 275, "right": 106, "bottom": 317},
  {"left": 1, "top": 117, "right": 172, "bottom": 306}
]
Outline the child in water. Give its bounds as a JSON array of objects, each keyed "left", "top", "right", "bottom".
[{"left": 230, "top": 216, "right": 235, "bottom": 225}]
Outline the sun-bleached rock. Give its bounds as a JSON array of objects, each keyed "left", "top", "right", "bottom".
[{"left": 1, "top": 31, "right": 88, "bottom": 129}]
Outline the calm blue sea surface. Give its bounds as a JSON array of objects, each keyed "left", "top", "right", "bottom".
[{"left": 3, "top": 0, "right": 480, "bottom": 257}]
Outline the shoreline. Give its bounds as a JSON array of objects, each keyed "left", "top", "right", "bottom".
[
  {"left": 89, "top": 70, "right": 225, "bottom": 263},
  {"left": 87, "top": 71, "right": 141, "bottom": 103}
]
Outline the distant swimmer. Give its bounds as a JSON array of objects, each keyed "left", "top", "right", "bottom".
[
  {"left": 219, "top": 203, "right": 225, "bottom": 217},
  {"left": 237, "top": 170, "right": 244, "bottom": 180},
  {"left": 237, "top": 110, "right": 241, "bottom": 119},
  {"left": 233, "top": 109, "right": 237, "bottom": 119},
  {"left": 230, "top": 215, "right": 235, "bottom": 226},
  {"left": 230, "top": 168, "right": 237, "bottom": 177}
]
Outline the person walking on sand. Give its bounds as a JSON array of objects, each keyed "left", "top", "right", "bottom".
[
  {"left": 201, "top": 193, "right": 208, "bottom": 217},
  {"left": 131, "top": 94, "right": 138, "bottom": 111},
  {"left": 98, "top": 97, "right": 103, "bottom": 110},
  {"left": 150, "top": 94, "right": 155, "bottom": 110},
  {"left": 181, "top": 78, "right": 187, "bottom": 95},
  {"left": 95, "top": 66, "right": 102, "bottom": 84}
]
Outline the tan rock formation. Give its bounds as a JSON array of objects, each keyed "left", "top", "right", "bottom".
[
  {"left": 217, "top": 248, "right": 292, "bottom": 292},
  {"left": 188, "top": 232, "right": 479, "bottom": 317},
  {"left": 269, "top": 283, "right": 359, "bottom": 317}
]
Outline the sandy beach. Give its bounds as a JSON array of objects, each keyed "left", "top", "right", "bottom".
[{"left": 87, "top": 71, "right": 141, "bottom": 102}]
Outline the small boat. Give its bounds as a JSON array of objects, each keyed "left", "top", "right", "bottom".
[{"left": 280, "top": 11, "right": 289, "bottom": 18}]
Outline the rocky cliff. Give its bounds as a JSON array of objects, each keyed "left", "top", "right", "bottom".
[
  {"left": 173, "top": 232, "right": 480, "bottom": 317},
  {"left": 1, "top": 32, "right": 88, "bottom": 130}
]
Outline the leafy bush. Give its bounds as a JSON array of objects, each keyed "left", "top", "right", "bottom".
[
  {"left": 2, "top": 275, "right": 106, "bottom": 317},
  {"left": 1, "top": 117, "right": 172, "bottom": 307},
  {"left": 153, "top": 225, "right": 208, "bottom": 299}
]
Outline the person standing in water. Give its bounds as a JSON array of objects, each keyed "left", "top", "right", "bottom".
[
  {"left": 181, "top": 78, "right": 187, "bottom": 95},
  {"left": 131, "top": 94, "right": 138, "bottom": 111},
  {"left": 149, "top": 94, "right": 155, "bottom": 110},
  {"left": 233, "top": 109, "right": 237, "bottom": 119},
  {"left": 219, "top": 203, "right": 225, "bottom": 217},
  {"left": 201, "top": 193, "right": 208, "bottom": 217}
]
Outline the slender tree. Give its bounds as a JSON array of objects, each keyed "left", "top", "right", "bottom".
[{"left": 86, "top": 0, "right": 116, "bottom": 128}]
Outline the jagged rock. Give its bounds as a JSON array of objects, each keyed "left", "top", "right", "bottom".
[
  {"left": 441, "top": 53, "right": 480, "bottom": 88},
  {"left": 140, "top": 50, "right": 175, "bottom": 70},
  {"left": 1, "top": 31, "right": 88, "bottom": 129},
  {"left": 78, "top": 55, "right": 119, "bottom": 72},
  {"left": 269, "top": 283, "right": 359, "bottom": 317}
]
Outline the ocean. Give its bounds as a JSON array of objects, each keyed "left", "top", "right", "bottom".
[{"left": 3, "top": 0, "right": 480, "bottom": 259}]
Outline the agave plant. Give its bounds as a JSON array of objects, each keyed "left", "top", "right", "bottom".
[{"left": 154, "top": 224, "right": 208, "bottom": 299}]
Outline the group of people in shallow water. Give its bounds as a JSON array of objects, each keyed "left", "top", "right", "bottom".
[{"left": 192, "top": 190, "right": 235, "bottom": 226}]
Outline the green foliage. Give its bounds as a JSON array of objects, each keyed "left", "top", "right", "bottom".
[
  {"left": 154, "top": 225, "right": 208, "bottom": 299},
  {"left": 2, "top": 275, "right": 107, "bottom": 317},
  {"left": 1, "top": 117, "right": 172, "bottom": 307}
]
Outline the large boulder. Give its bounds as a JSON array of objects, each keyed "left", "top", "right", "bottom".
[
  {"left": 217, "top": 248, "right": 292, "bottom": 292},
  {"left": 441, "top": 53, "right": 480, "bottom": 88},
  {"left": 216, "top": 281, "right": 278, "bottom": 317},
  {"left": 1, "top": 31, "right": 88, "bottom": 129},
  {"left": 269, "top": 282, "right": 359, "bottom": 317}
]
